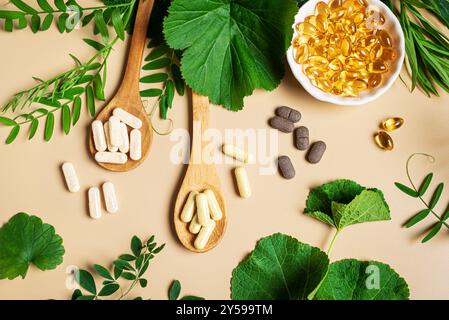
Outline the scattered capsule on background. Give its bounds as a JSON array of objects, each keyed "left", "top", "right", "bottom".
[
  {"left": 88, "top": 187, "right": 102, "bottom": 220},
  {"left": 102, "top": 182, "right": 118, "bottom": 214},
  {"left": 275, "top": 106, "right": 302, "bottom": 123},
  {"left": 278, "top": 156, "right": 296, "bottom": 180},
  {"left": 235, "top": 167, "right": 251, "bottom": 198},
  {"left": 381, "top": 117, "right": 404, "bottom": 131},
  {"left": 374, "top": 131, "right": 394, "bottom": 151},
  {"left": 269, "top": 116, "right": 295, "bottom": 133},
  {"left": 62, "top": 162, "right": 80, "bottom": 193},
  {"left": 307, "top": 141, "right": 327, "bottom": 164},
  {"left": 294, "top": 126, "right": 310, "bottom": 151}
]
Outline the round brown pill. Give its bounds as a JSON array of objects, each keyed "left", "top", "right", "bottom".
[
  {"left": 307, "top": 141, "right": 326, "bottom": 164},
  {"left": 269, "top": 116, "right": 295, "bottom": 133},
  {"left": 277, "top": 155, "right": 295, "bottom": 179},
  {"left": 275, "top": 106, "right": 302, "bottom": 123},
  {"left": 294, "top": 126, "right": 309, "bottom": 151}
]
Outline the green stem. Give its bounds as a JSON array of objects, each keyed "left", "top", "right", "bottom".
[
  {"left": 326, "top": 230, "right": 340, "bottom": 256},
  {"left": 11, "top": 3, "right": 134, "bottom": 16},
  {"left": 406, "top": 153, "right": 449, "bottom": 229}
]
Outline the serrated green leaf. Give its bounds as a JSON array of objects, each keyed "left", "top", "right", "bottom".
[
  {"left": 145, "top": 44, "right": 169, "bottom": 61},
  {"left": 171, "top": 64, "right": 185, "bottom": 96},
  {"left": 94, "top": 10, "right": 109, "bottom": 43},
  {"left": 83, "top": 38, "right": 105, "bottom": 51},
  {"left": 422, "top": 222, "right": 443, "bottom": 243},
  {"left": 315, "top": 259, "right": 409, "bottom": 300},
  {"left": 164, "top": 0, "right": 297, "bottom": 110},
  {"left": 5, "top": 125, "right": 20, "bottom": 144},
  {"left": 111, "top": 8, "right": 125, "bottom": 40},
  {"left": 86, "top": 85, "right": 95, "bottom": 117},
  {"left": 140, "top": 88, "right": 163, "bottom": 97},
  {"left": 72, "top": 96, "right": 81, "bottom": 125},
  {"left": 131, "top": 236, "right": 142, "bottom": 256},
  {"left": 0, "top": 116, "right": 17, "bottom": 126},
  {"left": 57, "top": 13, "right": 68, "bottom": 33},
  {"left": 98, "top": 283, "right": 119, "bottom": 296},
  {"left": 44, "top": 112, "right": 54, "bottom": 141},
  {"left": 78, "top": 269, "right": 96, "bottom": 294},
  {"left": 142, "top": 58, "right": 171, "bottom": 70},
  {"left": 29, "top": 118, "right": 38, "bottom": 140},
  {"left": 140, "top": 73, "right": 168, "bottom": 83},
  {"left": 169, "top": 280, "right": 181, "bottom": 300},
  {"left": 419, "top": 173, "right": 433, "bottom": 196},
  {"left": 0, "top": 213, "right": 65, "bottom": 280},
  {"left": 429, "top": 183, "right": 444, "bottom": 209},
  {"left": 404, "top": 209, "right": 431, "bottom": 228},
  {"left": 11, "top": 0, "right": 37, "bottom": 14},
  {"left": 38, "top": 0, "right": 54, "bottom": 13},
  {"left": 30, "top": 15, "right": 41, "bottom": 33},
  {"left": 62, "top": 104, "right": 71, "bottom": 134},
  {"left": 395, "top": 182, "right": 419, "bottom": 198},
  {"left": 166, "top": 80, "right": 174, "bottom": 109},
  {"left": 41, "top": 13, "right": 53, "bottom": 31},
  {"left": 54, "top": 0, "right": 67, "bottom": 11},
  {"left": 231, "top": 233, "right": 329, "bottom": 300}
]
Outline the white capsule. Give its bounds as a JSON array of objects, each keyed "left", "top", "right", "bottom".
[
  {"left": 222, "top": 144, "right": 254, "bottom": 163},
  {"left": 130, "top": 129, "right": 142, "bottom": 161},
  {"left": 189, "top": 214, "right": 202, "bottom": 234},
  {"left": 194, "top": 220, "right": 216, "bottom": 250},
  {"left": 104, "top": 121, "right": 118, "bottom": 152},
  {"left": 113, "top": 108, "right": 142, "bottom": 129},
  {"left": 119, "top": 122, "right": 129, "bottom": 153},
  {"left": 108, "top": 116, "right": 122, "bottom": 148},
  {"left": 95, "top": 152, "right": 128, "bottom": 164},
  {"left": 180, "top": 191, "right": 198, "bottom": 223},
  {"left": 91, "top": 120, "right": 107, "bottom": 152},
  {"left": 204, "top": 189, "right": 222, "bottom": 221},
  {"left": 195, "top": 193, "right": 210, "bottom": 227},
  {"left": 235, "top": 167, "right": 251, "bottom": 198},
  {"left": 61, "top": 162, "right": 80, "bottom": 193},
  {"left": 88, "top": 187, "right": 101, "bottom": 220},
  {"left": 102, "top": 182, "right": 118, "bottom": 214}
]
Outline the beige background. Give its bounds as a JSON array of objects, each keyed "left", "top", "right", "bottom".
[{"left": 0, "top": 1, "right": 448, "bottom": 300}]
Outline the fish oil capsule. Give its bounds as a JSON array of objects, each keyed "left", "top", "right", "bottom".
[
  {"left": 374, "top": 131, "right": 394, "bottom": 151},
  {"left": 102, "top": 182, "right": 118, "bottom": 214},
  {"left": 316, "top": 79, "right": 333, "bottom": 92},
  {"left": 344, "top": 21, "right": 356, "bottom": 34},
  {"left": 278, "top": 156, "right": 295, "bottom": 179},
  {"left": 327, "top": 71, "right": 340, "bottom": 82},
  {"left": 195, "top": 193, "right": 210, "bottom": 227},
  {"left": 205, "top": 189, "right": 223, "bottom": 221},
  {"left": 113, "top": 108, "right": 142, "bottom": 129},
  {"left": 380, "top": 48, "right": 396, "bottom": 61},
  {"left": 341, "top": 36, "right": 352, "bottom": 56},
  {"left": 368, "top": 73, "right": 382, "bottom": 88},
  {"left": 108, "top": 116, "right": 122, "bottom": 148},
  {"left": 194, "top": 220, "right": 216, "bottom": 250},
  {"left": 327, "top": 45, "right": 341, "bottom": 59},
  {"left": 180, "top": 190, "right": 198, "bottom": 223},
  {"left": 329, "top": 0, "right": 343, "bottom": 11},
  {"left": 358, "top": 35, "right": 378, "bottom": 48},
  {"left": 307, "top": 141, "right": 327, "bottom": 164},
  {"left": 104, "top": 122, "right": 118, "bottom": 152},
  {"left": 275, "top": 106, "right": 302, "bottom": 122},
  {"left": 293, "top": 34, "right": 311, "bottom": 46},
  {"left": 130, "top": 129, "right": 142, "bottom": 161},
  {"left": 305, "top": 15, "right": 317, "bottom": 26},
  {"left": 332, "top": 80, "right": 345, "bottom": 95},
  {"left": 308, "top": 56, "right": 329, "bottom": 67},
  {"left": 330, "top": 8, "right": 347, "bottom": 21},
  {"left": 368, "top": 60, "right": 388, "bottom": 73},
  {"left": 357, "top": 22, "right": 375, "bottom": 34},
  {"left": 95, "top": 151, "right": 128, "bottom": 164},
  {"left": 88, "top": 187, "right": 101, "bottom": 220},
  {"left": 235, "top": 167, "right": 251, "bottom": 198},
  {"left": 377, "top": 29, "right": 392, "bottom": 47},
  {"left": 354, "top": 47, "right": 370, "bottom": 60},
  {"left": 91, "top": 120, "right": 107, "bottom": 152},
  {"left": 294, "top": 126, "right": 310, "bottom": 151},
  {"left": 350, "top": 12, "right": 365, "bottom": 24},
  {"left": 119, "top": 122, "right": 129, "bottom": 153},
  {"left": 294, "top": 44, "right": 309, "bottom": 64},
  {"left": 329, "top": 58, "right": 343, "bottom": 71},
  {"left": 315, "top": 1, "right": 330, "bottom": 17},
  {"left": 341, "top": 70, "right": 359, "bottom": 81},
  {"left": 296, "top": 22, "right": 318, "bottom": 36},
  {"left": 305, "top": 66, "right": 327, "bottom": 79},
  {"left": 222, "top": 144, "right": 254, "bottom": 163},
  {"left": 333, "top": 22, "right": 346, "bottom": 33},
  {"left": 346, "top": 57, "right": 366, "bottom": 69},
  {"left": 189, "top": 214, "right": 201, "bottom": 234},
  {"left": 62, "top": 162, "right": 80, "bottom": 193},
  {"left": 343, "top": 83, "right": 359, "bottom": 97},
  {"left": 350, "top": 79, "right": 368, "bottom": 91},
  {"left": 315, "top": 14, "right": 329, "bottom": 33},
  {"left": 370, "top": 43, "right": 383, "bottom": 61},
  {"left": 381, "top": 117, "right": 404, "bottom": 131},
  {"left": 269, "top": 116, "right": 295, "bottom": 133}
]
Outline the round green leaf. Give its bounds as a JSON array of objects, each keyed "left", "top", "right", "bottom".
[{"left": 231, "top": 233, "right": 329, "bottom": 300}]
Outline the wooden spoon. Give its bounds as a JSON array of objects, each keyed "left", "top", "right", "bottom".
[
  {"left": 173, "top": 91, "right": 227, "bottom": 253},
  {"left": 89, "top": 0, "right": 154, "bottom": 172}
]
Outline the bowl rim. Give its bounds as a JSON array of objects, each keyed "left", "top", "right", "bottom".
[{"left": 287, "top": 0, "right": 406, "bottom": 106}]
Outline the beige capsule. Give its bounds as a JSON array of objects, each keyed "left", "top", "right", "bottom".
[
  {"left": 180, "top": 190, "right": 198, "bottom": 223},
  {"left": 235, "top": 167, "right": 251, "bottom": 198},
  {"left": 189, "top": 214, "right": 202, "bottom": 234},
  {"left": 195, "top": 193, "right": 211, "bottom": 227},
  {"left": 204, "top": 189, "right": 223, "bottom": 221},
  {"left": 194, "top": 220, "right": 216, "bottom": 250}
]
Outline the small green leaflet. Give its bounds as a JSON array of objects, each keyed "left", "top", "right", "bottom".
[
  {"left": 0, "top": 212, "right": 65, "bottom": 280},
  {"left": 164, "top": 0, "right": 298, "bottom": 110},
  {"left": 169, "top": 280, "right": 181, "bottom": 300},
  {"left": 44, "top": 112, "right": 55, "bottom": 141}
]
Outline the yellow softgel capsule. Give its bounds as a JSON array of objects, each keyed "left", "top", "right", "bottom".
[
  {"left": 342, "top": 83, "right": 359, "bottom": 97},
  {"left": 328, "top": 33, "right": 342, "bottom": 45},
  {"left": 315, "top": 1, "right": 330, "bottom": 17},
  {"left": 315, "top": 14, "right": 329, "bottom": 33},
  {"left": 341, "top": 36, "right": 352, "bottom": 56},
  {"left": 380, "top": 48, "right": 397, "bottom": 61},
  {"left": 343, "top": 20, "right": 357, "bottom": 34},
  {"left": 304, "top": 66, "right": 327, "bottom": 79},
  {"left": 354, "top": 46, "right": 370, "bottom": 60},
  {"left": 350, "top": 79, "right": 368, "bottom": 91},
  {"left": 329, "top": 0, "right": 343, "bottom": 10},
  {"left": 308, "top": 55, "right": 329, "bottom": 67},
  {"left": 329, "top": 58, "right": 343, "bottom": 71},
  {"left": 381, "top": 117, "right": 404, "bottom": 131},
  {"left": 368, "top": 60, "right": 388, "bottom": 73},
  {"left": 330, "top": 8, "right": 347, "bottom": 21},
  {"left": 377, "top": 29, "right": 393, "bottom": 47},
  {"left": 349, "top": 12, "right": 365, "bottom": 24},
  {"left": 327, "top": 45, "right": 341, "bottom": 59},
  {"left": 296, "top": 22, "right": 319, "bottom": 36},
  {"left": 316, "top": 79, "right": 333, "bottom": 92},
  {"left": 346, "top": 57, "right": 366, "bottom": 69},
  {"left": 294, "top": 44, "right": 309, "bottom": 64},
  {"left": 368, "top": 73, "right": 382, "bottom": 87},
  {"left": 357, "top": 35, "right": 378, "bottom": 48},
  {"left": 370, "top": 43, "right": 384, "bottom": 61},
  {"left": 374, "top": 131, "right": 394, "bottom": 151}
]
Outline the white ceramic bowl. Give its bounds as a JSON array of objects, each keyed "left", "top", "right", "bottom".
[{"left": 287, "top": 0, "right": 405, "bottom": 106}]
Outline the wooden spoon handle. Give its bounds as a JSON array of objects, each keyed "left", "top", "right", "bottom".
[
  {"left": 118, "top": 0, "right": 155, "bottom": 95},
  {"left": 191, "top": 91, "right": 210, "bottom": 165}
]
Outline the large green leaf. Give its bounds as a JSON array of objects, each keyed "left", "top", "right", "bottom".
[
  {"left": 231, "top": 233, "right": 329, "bottom": 300},
  {"left": 0, "top": 212, "right": 65, "bottom": 280},
  {"left": 315, "top": 259, "right": 410, "bottom": 300},
  {"left": 164, "top": 0, "right": 298, "bottom": 110}
]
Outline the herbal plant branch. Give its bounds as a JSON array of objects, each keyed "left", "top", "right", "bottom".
[
  {"left": 8, "top": 3, "right": 134, "bottom": 16},
  {"left": 406, "top": 153, "right": 449, "bottom": 229}
]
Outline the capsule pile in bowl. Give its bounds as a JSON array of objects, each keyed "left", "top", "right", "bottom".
[{"left": 292, "top": 0, "right": 397, "bottom": 97}]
